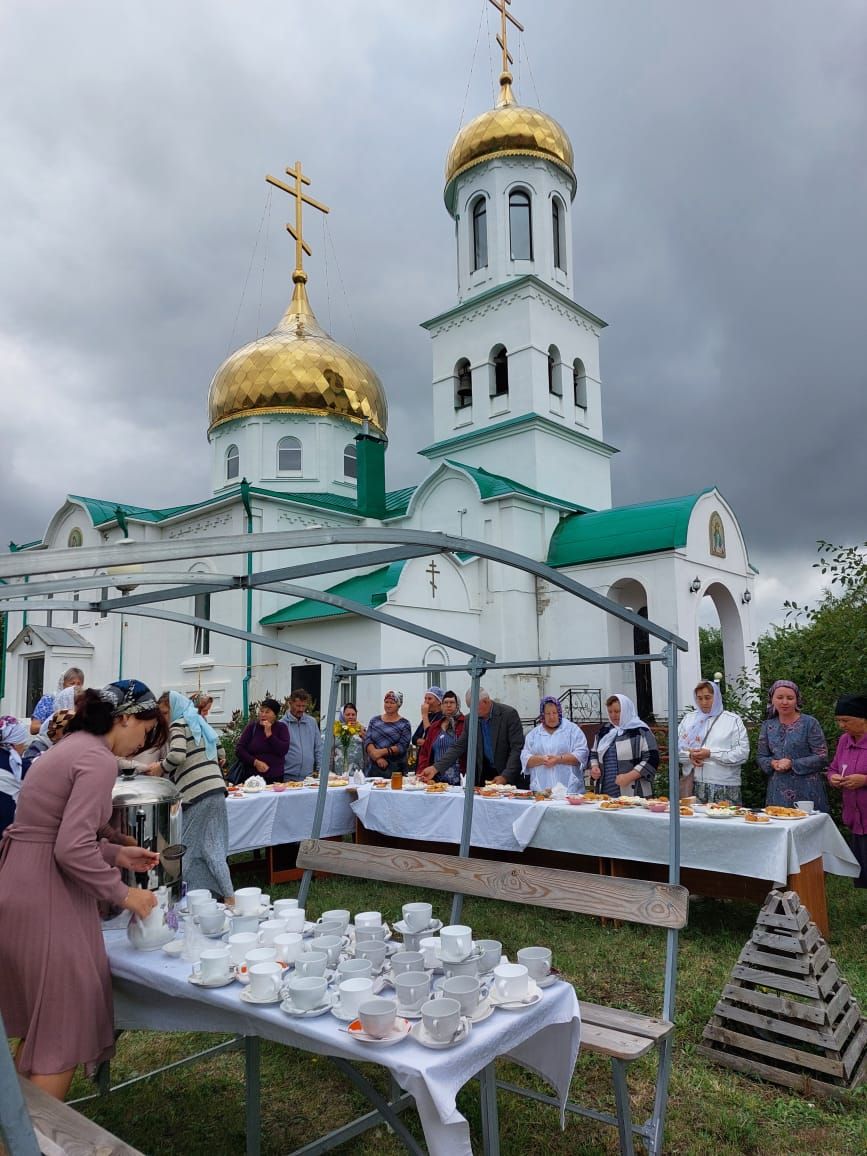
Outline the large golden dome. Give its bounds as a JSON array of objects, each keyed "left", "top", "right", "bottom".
[
  {"left": 207, "top": 274, "right": 387, "bottom": 436},
  {"left": 444, "top": 74, "right": 576, "bottom": 213}
]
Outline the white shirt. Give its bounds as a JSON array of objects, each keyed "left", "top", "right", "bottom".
[
  {"left": 677, "top": 710, "right": 750, "bottom": 786},
  {"left": 520, "top": 719, "right": 589, "bottom": 793}
]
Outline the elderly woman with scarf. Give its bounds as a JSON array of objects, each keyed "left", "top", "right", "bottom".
[
  {"left": 758, "top": 680, "right": 828, "bottom": 812},
  {"left": 589, "top": 694, "right": 659, "bottom": 799},
  {"left": 417, "top": 691, "right": 466, "bottom": 784},
  {"left": 520, "top": 697, "right": 589, "bottom": 794},
  {"left": 365, "top": 690, "right": 412, "bottom": 777},
  {"left": 148, "top": 691, "right": 233, "bottom": 901},
  {"left": 677, "top": 680, "right": 750, "bottom": 804},
  {"left": 0, "top": 718, "right": 30, "bottom": 837},
  {"left": 827, "top": 694, "right": 867, "bottom": 890}
]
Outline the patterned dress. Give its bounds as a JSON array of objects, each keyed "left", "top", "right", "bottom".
[
  {"left": 364, "top": 715, "right": 411, "bottom": 776},
  {"left": 758, "top": 714, "right": 829, "bottom": 812}
]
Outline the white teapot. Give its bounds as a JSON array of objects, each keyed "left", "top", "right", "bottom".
[{"left": 127, "top": 901, "right": 175, "bottom": 951}]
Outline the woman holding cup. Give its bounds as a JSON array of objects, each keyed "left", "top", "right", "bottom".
[{"left": 0, "top": 680, "right": 165, "bottom": 1099}]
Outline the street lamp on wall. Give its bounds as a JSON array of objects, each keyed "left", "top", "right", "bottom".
[
  {"left": 741, "top": 591, "right": 752, "bottom": 604},
  {"left": 689, "top": 577, "right": 702, "bottom": 594}
]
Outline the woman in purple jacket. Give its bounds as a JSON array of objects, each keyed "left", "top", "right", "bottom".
[
  {"left": 827, "top": 694, "right": 867, "bottom": 890},
  {"left": 236, "top": 699, "right": 290, "bottom": 784}
]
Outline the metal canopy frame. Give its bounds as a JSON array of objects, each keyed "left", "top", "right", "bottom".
[{"left": 0, "top": 528, "right": 686, "bottom": 1155}]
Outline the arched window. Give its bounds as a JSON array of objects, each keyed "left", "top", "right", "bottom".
[
  {"left": 552, "top": 196, "right": 566, "bottom": 272},
  {"left": 491, "top": 345, "right": 509, "bottom": 397},
  {"left": 67, "top": 528, "right": 83, "bottom": 548},
  {"left": 573, "top": 358, "right": 588, "bottom": 409},
  {"left": 548, "top": 345, "right": 562, "bottom": 396},
  {"left": 343, "top": 443, "right": 357, "bottom": 479},
  {"left": 509, "top": 189, "right": 533, "bottom": 260},
  {"left": 277, "top": 435, "right": 302, "bottom": 473},
  {"left": 454, "top": 358, "right": 473, "bottom": 409},
  {"left": 225, "top": 444, "right": 239, "bottom": 481},
  {"left": 471, "top": 196, "right": 488, "bottom": 271}
]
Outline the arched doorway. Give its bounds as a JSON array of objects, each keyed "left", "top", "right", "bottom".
[
  {"left": 606, "top": 578, "right": 653, "bottom": 720},
  {"left": 702, "top": 582, "right": 746, "bottom": 686}
]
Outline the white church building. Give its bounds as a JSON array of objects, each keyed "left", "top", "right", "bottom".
[{"left": 1, "top": 35, "right": 756, "bottom": 728}]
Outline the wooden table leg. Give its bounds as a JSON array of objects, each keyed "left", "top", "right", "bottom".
[{"left": 787, "top": 855, "right": 829, "bottom": 939}]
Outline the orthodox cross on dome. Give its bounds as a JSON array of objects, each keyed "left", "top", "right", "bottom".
[
  {"left": 489, "top": 0, "right": 523, "bottom": 79},
  {"left": 265, "top": 161, "right": 330, "bottom": 282},
  {"left": 426, "top": 560, "right": 440, "bottom": 597}
]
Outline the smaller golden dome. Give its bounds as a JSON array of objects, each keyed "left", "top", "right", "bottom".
[
  {"left": 444, "top": 74, "right": 576, "bottom": 213},
  {"left": 207, "top": 275, "right": 387, "bottom": 436}
]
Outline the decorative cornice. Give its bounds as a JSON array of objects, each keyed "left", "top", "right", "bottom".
[
  {"left": 419, "top": 412, "right": 618, "bottom": 460},
  {"left": 421, "top": 275, "right": 606, "bottom": 337}
]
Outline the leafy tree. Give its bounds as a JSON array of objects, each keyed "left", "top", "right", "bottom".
[{"left": 698, "top": 626, "right": 724, "bottom": 682}]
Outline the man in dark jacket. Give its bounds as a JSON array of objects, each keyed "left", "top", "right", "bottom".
[{"left": 433, "top": 689, "right": 525, "bottom": 786}]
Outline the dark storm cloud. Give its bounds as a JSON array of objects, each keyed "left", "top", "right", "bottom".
[{"left": 1, "top": 0, "right": 864, "bottom": 621}]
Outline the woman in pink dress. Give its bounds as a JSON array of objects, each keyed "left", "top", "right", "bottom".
[{"left": 0, "top": 679, "right": 166, "bottom": 1100}]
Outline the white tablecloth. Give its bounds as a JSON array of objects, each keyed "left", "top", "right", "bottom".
[
  {"left": 106, "top": 931, "right": 580, "bottom": 1156},
  {"left": 351, "top": 787, "right": 860, "bottom": 886},
  {"left": 227, "top": 787, "right": 355, "bottom": 854}
]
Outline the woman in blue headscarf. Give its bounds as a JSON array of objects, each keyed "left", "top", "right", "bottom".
[
  {"left": 148, "top": 692, "right": 233, "bottom": 901},
  {"left": 520, "top": 697, "right": 589, "bottom": 793}
]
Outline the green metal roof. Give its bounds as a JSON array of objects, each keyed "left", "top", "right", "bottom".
[
  {"left": 547, "top": 491, "right": 712, "bottom": 567},
  {"left": 260, "top": 561, "right": 406, "bottom": 626},
  {"left": 444, "top": 460, "right": 589, "bottom": 512}
]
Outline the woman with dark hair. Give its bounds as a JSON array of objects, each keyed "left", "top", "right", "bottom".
[
  {"left": 827, "top": 694, "right": 867, "bottom": 890},
  {"left": 0, "top": 680, "right": 163, "bottom": 1100},
  {"left": 417, "top": 691, "right": 466, "bottom": 784},
  {"left": 332, "top": 702, "right": 366, "bottom": 776},
  {"left": 588, "top": 693, "right": 659, "bottom": 799},
  {"left": 757, "top": 680, "right": 828, "bottom": 812},
  {"left": 235, "top": 698, "right": 290, "bottom": 784}
]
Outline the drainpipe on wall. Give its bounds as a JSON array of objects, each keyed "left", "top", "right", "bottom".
[{"left": 240, "top": 479, "right": 253, "bottom": 718}]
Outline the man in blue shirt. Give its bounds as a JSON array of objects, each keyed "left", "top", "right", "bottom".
[{"left": 281, "top": 689, "right": 322, "bottom": 782}]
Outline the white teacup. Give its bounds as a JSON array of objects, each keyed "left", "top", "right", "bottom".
[
  {"left": 391, "top": 951, "right": 425, "bottom": 976},
  {"left": 421, "top": 997, "right": 461, "bottom": 1042},
  {"left": 273, "top": 932, "right": 304, "bottom": 964},
  {"left": 355, "top": 910, "right": 382, "bottom": 929},
  {"left": 355, "top": 941, "right": 388, "bottom": 970},
  {"left": 231, "top": 913, "right": 260, "bottom": 935},
  {"left": 281, "top": 908, "right": 306, "bottom": 933},
  {"left": 493, "top": 963, "right": 530, "bottom": 1002},
  {"left": 288, "top": 975, "right": 328, "bottom": 1010},
  {"left": 260, "top": 895, "right": 271, "bottom": 909},
  {"left": 198, "top": 907, "right": 227, "bottom": 935},
  {"left": 441, "top": 974, "right": 483, "bottom": 1016},
  {"left": 315, "top": 934, "right": 343, "bottom": 968},
  {"left": 197, "top": 946, "right": 231, "bottom": 982},
  {"left": 227, "top": 932, "right": 259, "bottom": 966},
  {"left": 393, "top": 970, "right": 430, "bottom": 1012},
  {"left": 295, "top": 950, "right": 328, "bottom": 978},
  {"left": 312, "top": 920, "right": 344, "bottom": 939},
  {"left": 337, "top": 977, "right": 374, "bottom": 1018},
  {"left": 358, "top": 997, "right": 397, "bottom": 1039},
  {"left": 272, "top": 898, "right": 299, "bottom": 918},
  {"left": 248, "top": 961, "right": 283, "bottom": 1001},
  {"left": 355, "top": 925, "right": 388, "bottom": 943},
  {"left": 795, "top": 800, "right": 815, "bottom": 814},
  {"left": 338, "top": 957, "right": 373, "bottom": 981},
  {"left": 258, "top": 918, "right": 288, "bottom": 946},
  {"left": 403, "top": 902, "right": 433, "bottom": 932},
  {"left": 419, "top": 937, "right": 440, "bottom": 969},
  {"left": 319, "top": 908, "right": 350, "bottom": 931},
  {"left": 476, "top": 939, "right": 503, "bottom": 973},
  {"left": 517, "top": 946, "right": 552, "bottom": 981},
  {"left": 439, "top": 925, "right": 472, "bottom": 962},
  {"left": 184, "top": 888, "right": 211, "bottom": 912},
  {"left": 245, "top": 946, "right": 277, "bottom": 970},
  {"left": 443, "top": 955, "right": 479, "bottom": 979},
  {"left": 235, "top": 887, "right": 262, "bottom": 915},
  {"left": 191, "top": 896, "right": 217, "bottom": 918}
]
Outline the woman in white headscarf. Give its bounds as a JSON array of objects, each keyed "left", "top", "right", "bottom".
[
  {"left": 678, "top": 680, "right": 750, "bottom": 804},
  {"left": 588, "top": 694, "right": 659, "bottom": 798},
  {"left": 0, "top": 718, "right": 30, "bottom": 837}
]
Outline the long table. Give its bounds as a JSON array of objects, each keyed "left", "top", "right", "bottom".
[
  {"left": 227, "top": 786, "right": 355, "bottom": 854},
  {"left": 105, "top": 930, "right": 581, "bottom": 1156},
  {"left": 350, "top": 788, "right": 861, "bottom": 937}
]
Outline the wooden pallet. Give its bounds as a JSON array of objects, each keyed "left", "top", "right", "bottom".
[{"left": 698, "top": 889, "right": 867, "bottom": 1098}]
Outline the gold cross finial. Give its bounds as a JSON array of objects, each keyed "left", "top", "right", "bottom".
[
  {"left": 265, "top": 161, "right": 330, "bottom": 283},
  {"left": 488, "top": 0, "right": 523, "bottom": 81}
]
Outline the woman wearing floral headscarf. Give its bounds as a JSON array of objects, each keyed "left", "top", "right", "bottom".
[
  {"left": 417, "top": 690, "right": 466, "bottom": 785},
  {"left": 678, "top": 680, "right": 750, "bottom": 804},
  {"left": 757, "top": 680, "right": 828, "bottom": 812},
  {"left": 0, "top": 717, "right": 30, "bottom": 837},
  {"left": 520, "top": 697, "right": 589, "bottom": 794},
  {"left": 148, "top": 691, "right": 233, "bottom": 900},
  {"left": 365, "top": 690, "right": 411, "bottom": 776},
  {"left": 589, "top": 694, "right": 659, "bottom": 798}
]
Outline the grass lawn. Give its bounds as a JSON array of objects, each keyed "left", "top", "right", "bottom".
[{"left": 67, "top": 869, "right": 867, "bottom": 1155}]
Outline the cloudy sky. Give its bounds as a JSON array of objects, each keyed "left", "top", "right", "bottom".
[{"left": 1, "top": 0, "right": 865, "bottom": 631}]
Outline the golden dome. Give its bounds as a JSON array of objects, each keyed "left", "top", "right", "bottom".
[
  {"left": 207, "top": 274, "right": 388, "bottom": 436},
  {"left": 444, "top": 74, "right": 576, "bottom": 213}
]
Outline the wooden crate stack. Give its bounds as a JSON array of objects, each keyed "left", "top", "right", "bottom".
[{"left": 698, "top": 889, "right": 867, "bottom": 1097}]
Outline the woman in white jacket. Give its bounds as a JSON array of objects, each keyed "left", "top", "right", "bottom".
[{"left": 678, "top": 681, "right": 750, "bottom": 804}]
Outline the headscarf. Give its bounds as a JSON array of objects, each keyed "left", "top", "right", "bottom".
[
  {"left": 596, "top": 694, "right": 649, "bottom": 761},
  {"left": 439, "top": 693, "right": 462, "bottom": 735},
  {"left": 99, "top": 679, "right": 158, "bottom": 716},
  {"left": 834, "top": 695, "right": 867, "bottom": 720},
  {"left": 427, "top": 686, "right": 445, "bottom": 703},
  {"left": 39, "top": 685, "right": 79, "bottom": 735},
  {"left": 539, "top": 696, "right": 563, "bottom": 728},
  {"left": 766, "top": 680, "right": 802, "bottom": 718},
  {"left": 682, "top": 681, "right": 724, "bottom": 747},
  {"left": 47, "top": 709, "right": 75, "bottom": 743},
  {"left": 384, "top": 690, "right": 404, "bottom": 708},
  {"left": 168, "top": 690, "right": 219, "bottom": 761},
  {"left": 0, "top": 718, "right": 28, "bottom": 748}
]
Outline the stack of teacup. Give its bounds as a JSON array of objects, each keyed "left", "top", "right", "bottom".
[{"left": 396, "top": 902, "right": 440, "bottom": 951}]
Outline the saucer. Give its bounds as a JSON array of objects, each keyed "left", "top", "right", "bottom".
[
  {"left": 535, "top": 973, "right": 560, "bottom": 989},
  {"left": 393, "top": 918, "right": 443, "bottom": 937},
  {"left": 436, "top": 943, "right": 480, "bottom": 965},
  {"left": 329, "top": 999, "right": 358, "bottom": 1023},
  {"left": 394, "top": 1003, "right": 425, "bottom": 1020},
  {"left": 233, "top": 905, "right": 271, "bottom": 920},
  {"left": 188, "top": 971, "right": 235, "bottom": 989},
  {"left": 410, "top": 1017, "right": 471, "bottom": 1049},
  {"left": 162, "top": 938, "right": 185, "bottom": 957},
  {"left": 239, "top": 986, "right": 282, "bottom": 1005},
  {"left": 279, "top": 994, "right": 333, "bottom": 1018},
  {"left": 489, "top": 980, "right": 542, "bottom": 1010},
  {"left": 346, "top": 1018, "right": 412, "bottom": 1046},
  {"left": 199, "top": 918, "right": 232, "bottom": 938},
  {"left": 469, "top": 996, "right": 495, "bottom": 1023}
]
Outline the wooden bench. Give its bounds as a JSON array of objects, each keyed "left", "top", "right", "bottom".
[
  {"left": 0, "top": 1074, "right": 146, "bottom": 1156},
  {"left": 297, "top": 838, "right": 689, "bottom": 1155}
]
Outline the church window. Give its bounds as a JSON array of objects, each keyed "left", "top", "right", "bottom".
[
  {"left": 344, "top": 443, "right": 357, "bottom": 479},
  {"left": 193, "top": 592, "right": 211, "bottom": 656},
  {"left": 509, "top": 189, "right": 533, "bottom": 261},
  {"left": 67, "top": 528, "right": 83, "bottom": 548},
  {"left": 548, "top": 345, "right": 562, "bottom": 396},
  {"left": 277, "top": 436, "right": 302, "bottom": 473},
  {"left": 491, "top": 345, "right": 509, "bottom": 397},
  {"left": 72, "top": 591, "right": 80, "bottom": 625},
  {"left": 471, "top": 197, "right": 488, "bottom": 271},
  {"left": 552, "top": 196, "right": 566, "bottom": 272},
  {"left": 573, "top": 358, "right": 588, "bottom": 409},
  {"left": 225, "top": 444, "right": 240, "bottom": 481},
  {"left": 454, "top": 358, "right": 473, "bottom": 409}
]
